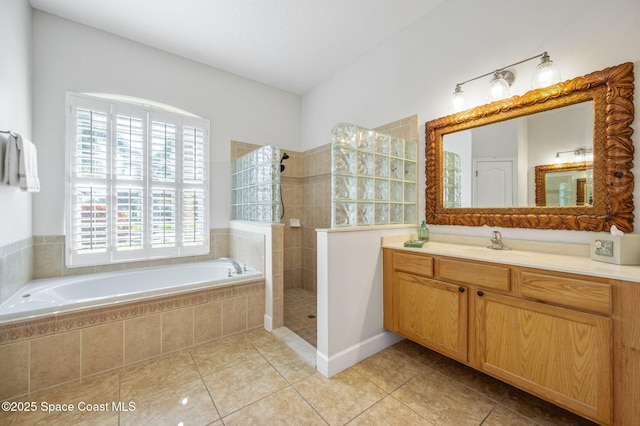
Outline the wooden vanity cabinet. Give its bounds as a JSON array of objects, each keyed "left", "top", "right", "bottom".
[
  {"left": 382, "top": 248, "right": 616, "bottom": 425},
  {"left": 476, "top": 291, "right": 611, "bottom": 424},
  {"left": 383, "top": 250, "right": 468, "bottom": 361}
]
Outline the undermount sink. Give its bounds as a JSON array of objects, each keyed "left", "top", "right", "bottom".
[{"left": 483, "top": 248, "right": 531, "bottom": 260}]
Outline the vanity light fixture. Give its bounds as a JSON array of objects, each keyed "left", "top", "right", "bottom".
[
  {"left": 531, "top": 52, "right": 562, "bottom": 89},
  {"left": 451, "top": 51, "right": 561, "bottom": 112},
  {"left": 487, "top": 71, "right": 512, "bottom": 102},
  {"left": 554, "top": 147, "right": 593, "bottom": 163}
]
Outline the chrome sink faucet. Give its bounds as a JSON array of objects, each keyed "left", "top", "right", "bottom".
[{"left": 488, "top": 231, "right": 510, "bottom": 251}]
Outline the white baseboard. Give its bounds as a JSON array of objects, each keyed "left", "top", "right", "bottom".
[
  {"left": 263, "top": 314, "right": 273, "bottom": 332},
  {"left": 316, "top": 330, "right": 403, "bottom": 378}
]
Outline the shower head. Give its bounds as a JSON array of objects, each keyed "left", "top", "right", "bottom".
[{"left": 280, "top": 152, "right": 289, "bottom": 173}]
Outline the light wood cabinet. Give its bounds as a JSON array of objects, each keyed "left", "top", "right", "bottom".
[
  {"left": 392, "top": 271, "right": 468, "bottom": 361},
  {"left": 476, "top": 291, "right": 611, "bottom": 423},
  {"left": 382, "top": 247, "right": 623, "bottom": 425}
]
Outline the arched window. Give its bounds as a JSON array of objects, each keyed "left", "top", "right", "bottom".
[{"left": 65, "top": 92, "right": 210, "bottom": 267}]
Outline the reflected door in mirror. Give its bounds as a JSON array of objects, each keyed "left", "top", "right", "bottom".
[{"left": 474, "top": 159, "right": 514, "bottom": 207}]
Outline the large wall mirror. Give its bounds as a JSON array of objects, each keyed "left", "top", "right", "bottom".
[{"left": 425, "top": 62, "right": 635, "bottom": 232}]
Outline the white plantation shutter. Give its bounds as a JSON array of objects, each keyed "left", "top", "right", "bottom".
[
  {"left": 112, "top": 105, "right": 146, "bottom": 261},
  {"left": 182, "top": 189, "right": 205, "bottom": 246},
  {"left": 66, "top": 93, "right": 209, "bottom": 267},
  {"left": 70, "top": 101, "right": 110, "bottom": 265},
  {"left": 181, "top": 125, "right": 206, "bottom": 247}
]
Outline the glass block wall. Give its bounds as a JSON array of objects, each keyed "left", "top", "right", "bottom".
[
  {"left": 231, "top": 144, "right": 281, "bottom": 222},
  {"left": 443, "top": 151, "right": 462, "bottom": 208},
  {"left": 331, "top": 123, "right": 417, "bottom": 227}
]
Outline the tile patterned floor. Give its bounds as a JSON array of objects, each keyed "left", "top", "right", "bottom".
[
  {"left": 0, "top": 328, "right": 599, "bottom": 426},
  {"left": 284, "top": 288, "right": 317, "bottom": 347}
]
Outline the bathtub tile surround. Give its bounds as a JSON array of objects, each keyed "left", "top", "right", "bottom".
[
  {"left": 124, "top": 314, "right": 162, "bottom": 364},
  {"left": 0, "top": 328, "right": 596, "bottom": 425},
  {"left": 31, "top": 228, "right": 232, "bottom": 280},
  {"left": 228, "top": 221, "right": 284, "bottom": 331},
  {"left": 229, "top": 227, "right": 267, "bottom": 274},
  {"left": 81, "top": 321, "right": 123, "bottom": 376},
  {"left": 0, "top": 280, "right": 265, "bottom": 400},
  {"left": 0, "top": 237, "right": 33, "bottom": 305},
  {"left": 0, "top": 341, "right": 29, "bottom": 400},
  {"left": 30, "top": 331, "right": 81, "bottom": 391},
  {"left": 194, "top": 301, "right": 222, "bottom": 344}
]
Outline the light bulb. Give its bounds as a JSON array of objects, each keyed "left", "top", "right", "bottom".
[
  {"left": 451, "top": 85, "right": 469, "bottom": 113},
  {"left": 532, "top": 52, "right": 561, "bottom": 89},
  {"left": 488, "top": 72, "right": 510, "bottom": 101}
]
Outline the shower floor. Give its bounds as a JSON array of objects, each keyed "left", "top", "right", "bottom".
[{"left": 284, "top": 288, "right": 317, "bottom": 347}]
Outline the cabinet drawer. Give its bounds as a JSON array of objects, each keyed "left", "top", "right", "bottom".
[
  {"left": 393, "top": 251, "right": 434, "bottom": 277},
  {"left": 439, "top": 258, "right": 510, "bottom": 291},
  {"left": 520, "top": 272, "right": 611, "bottom": 315}
]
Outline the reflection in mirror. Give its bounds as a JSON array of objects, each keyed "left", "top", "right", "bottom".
[
  {"left": 535, "top": 162, "right": 593, "bottom": 206},
  {"left": 425, "top": 62, "right": 634, "bottom": 232},
  {"left": 442, "top": 101, "right": 593, "bottom": 208}
]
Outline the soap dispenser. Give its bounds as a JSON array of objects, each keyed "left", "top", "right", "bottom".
[{"left": 418, "top": 220, "right": 430, "bottom": 242}]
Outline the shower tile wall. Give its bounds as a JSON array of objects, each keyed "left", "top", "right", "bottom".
[
  {"left": 280, "top": 150, "right": 304, "bottom": 291},
  {"left": 0, "top": 238, "right": 33, "bottom": 305},
  {"left": 230, "top": 140, "right": 331, "bottom": 294},
  {"left": 374, "top": 114, "right": 419, "bottom": 144},
  {"left": 299, "top": 146, "right": 331, "bottom": 293},
  {"left": 279, "top": 145, "right": 331, "bottom": 293}
]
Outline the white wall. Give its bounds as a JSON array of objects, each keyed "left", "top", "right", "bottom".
[
  {"left": 31, "top": 11, "right": 301, "bottom": 235},
  {"left": 302, "top": 0, "right": 640, "bottom": 244},
  {"left": 0, "top": 0, "right": 32, "bottom": 246},
  {"left": 316, "top": 228, "right": 409, "bottom": 377}
]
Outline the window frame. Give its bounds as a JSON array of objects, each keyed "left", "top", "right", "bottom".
[{"left": 65, "top": 92, "right": 210, "bottom": 267}]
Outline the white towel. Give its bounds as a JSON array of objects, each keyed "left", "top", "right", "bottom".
[
  {"left": 17, "top": 135, "right": 40, "bottom": 192},
  {"left": 0, "top": 133, "right": 8, "bottom": 183},
  {"left": 2, "top": 133, "right": 40, "bottom": 192},
  {"left": 3, "top": 134, "right": 20, "bottom": 186}
]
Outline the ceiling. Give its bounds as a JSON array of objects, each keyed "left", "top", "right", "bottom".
[{"left": 29, "top": 0, "right": 445, "bottom": 95}]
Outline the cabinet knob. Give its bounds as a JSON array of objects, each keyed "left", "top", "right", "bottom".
[
  {"left": 459, "top": 287, "right": 465, "bottom": 293},
  {"left": 477, "top": 290, "right": 484, "bottom": 297}
]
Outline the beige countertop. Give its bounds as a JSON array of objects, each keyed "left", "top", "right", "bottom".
[{"left": 382, "top": 238, "right": 640, "bottom": 283}]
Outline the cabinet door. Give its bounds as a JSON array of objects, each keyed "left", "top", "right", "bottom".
[
  {"left": 393, "top": 272, "right": 467, "bottom": 361},
  {"left": 476, "top": 291, "right": 612, "bottom": 425}
]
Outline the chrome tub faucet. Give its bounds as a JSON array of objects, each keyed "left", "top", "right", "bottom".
[{"left": 221, "top": 257, "right": 244, "bottom": 275}]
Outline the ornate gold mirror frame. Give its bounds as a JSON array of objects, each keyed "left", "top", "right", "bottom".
[{"left": 425, "top": 62, "right": 634, "bottom": 232}]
